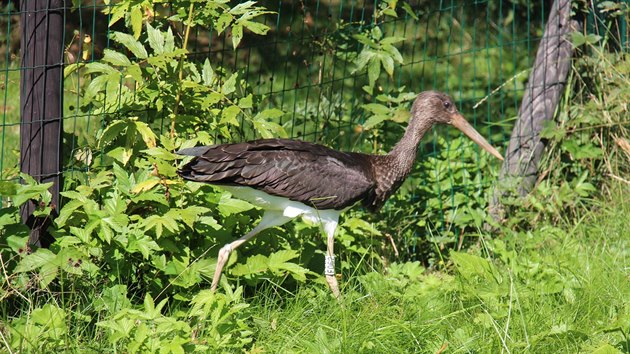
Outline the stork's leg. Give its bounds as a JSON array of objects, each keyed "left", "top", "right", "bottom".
[
  {"left": 322, "top": 216, "right": 340, "bottom": 298},
  {"left": 211, "top": 211, "right": 291, "bottom": 292}
]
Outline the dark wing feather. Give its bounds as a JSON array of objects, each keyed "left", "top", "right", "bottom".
[{"left": 177, "top": 139, "right": 375, "bottom": 210}]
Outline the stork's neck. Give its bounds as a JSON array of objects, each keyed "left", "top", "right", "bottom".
[{"left": 387, "top": 115, "right": 433, "bottom": 173}]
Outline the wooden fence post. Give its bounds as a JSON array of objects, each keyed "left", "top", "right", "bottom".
[{"left": 20, "top": 0, "right": 66, "bottom": 246}]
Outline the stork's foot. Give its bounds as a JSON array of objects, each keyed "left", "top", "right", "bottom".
[{"left": 211, "top": 244, "right": 233, "bottom": 292}]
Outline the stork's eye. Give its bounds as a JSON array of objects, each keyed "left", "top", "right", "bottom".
[{"left": 443, "top": 101, "right": 452, "bottom": 110}]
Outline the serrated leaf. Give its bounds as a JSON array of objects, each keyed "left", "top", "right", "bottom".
[
  {"left": 176, "top": 206, "right": 210, "bottom": 228},
  {"left": 216, "top": 13, "right": 233, "bottom": 34},
  {"left": 131, "top": 178, "right": 160, "bottom": 194},
  {"left": 232, "top": 24, "right": 244, "bottom": 49},
  {"left": 401, "top": 2, "right": 419, "bottom": 20},
  {"left": 64, "top": 63, "right": 82, "bottom": 77},
  {"left": 222, "top": 73, "right": 238, "bottom": 95},
  {"left": 130, "top": 6, "right": 143, "bottom": 39},
  {"left": 242, "top": 20, "right": 269, "bottom": 35},
  {"left": 12, "top": 181, "right": 54, "bottom": 208},
  {"left": 268, "top": 249, "right": 299, "bottom": 267},
  {"left": 362, "top": 115, "right": 389, "bottom": 130},
  {"left": 202, "top": 59, "right": 214, "bottom": 86},
  {"left": 111, "top": 31, "right": 148, "bottom": 59},
  {"left": 238, "top": 94, "right": 253, "bottom": 109},
  {"left": 146, "top": 22, "right": 164, "bottom": 55},
  {"left": 218, "top": 194, "right": 254, "bottom": 216},
  {"left": 362, "top": 103, "right": 390, "bottom": 115},
  {"left": 231, "top": 254, "right": 269, "bottom": 276},
  {"left": 380, "top": 54, "right": 394, "bottom": 76},
  {"left": 367, "top": 58, "right": 380, "bottom": 89},
  {"left": 14, "top": 249, "right": 56, "bottom": 273},
  {"left": 133, "top": 120, "right": 157, "bottom": 148},
  {"left": 220, "top": 105, "right": 241, "bottom": 126}
]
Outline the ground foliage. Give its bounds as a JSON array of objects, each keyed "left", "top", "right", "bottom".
[{"left": 0, "top": 1, "right": 629, "bottom": 352}]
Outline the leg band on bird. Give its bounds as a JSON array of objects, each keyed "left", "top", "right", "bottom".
[{"left": 324, "top": 255, "right": 335, "bottom": 276}]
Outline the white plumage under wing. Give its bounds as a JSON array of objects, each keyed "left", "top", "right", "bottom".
[{"left": 220, "top": 185, "right": 342, "bottom": 232}]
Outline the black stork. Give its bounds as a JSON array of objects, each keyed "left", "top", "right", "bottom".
[{"left": 177, "top": 91, "right": 503, "bottom": 296}]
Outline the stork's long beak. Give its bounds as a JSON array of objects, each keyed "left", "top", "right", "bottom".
[{"left": 451, "top": 113, "right": 504, "bottom": 161}]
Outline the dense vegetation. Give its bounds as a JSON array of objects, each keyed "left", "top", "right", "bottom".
[{"left": 0, "top": 1, "right": 628, "bottom": 352}]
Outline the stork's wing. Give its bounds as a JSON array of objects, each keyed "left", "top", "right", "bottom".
[{"left": 177, "top": 139, "right": 375, "bottom": 210}]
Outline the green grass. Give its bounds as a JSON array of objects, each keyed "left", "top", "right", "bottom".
[{"left": 245, "top": 183, "right": 630, "bottom": 353}]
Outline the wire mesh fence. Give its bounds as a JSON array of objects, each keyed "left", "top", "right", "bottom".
[{"left": 1, "top": 1, "right": 628, "bottom": 249}]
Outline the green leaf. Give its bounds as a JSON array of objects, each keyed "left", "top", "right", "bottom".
[
  {"left": 146, "top": 22, "right": 164, "bottom": 55},
  {"left": 253, "top": 119, "right": 287, "bottom": 139},
  {"left": 401, "top": 2, "right": 419, "bottom": 20},
  {"left": 111, "top": 31, "right": 148, "bottom": 59},
  {"left": 133, "top": 120, "right": 157, "bottom": 148},
  {"left": 242, "top": 20, "right": 270, "bottom": 35},
  {"left": 222, "top": 73, "right": 238, "bottom": 95},
  {"left": 130, "top": 6, "right": 143, "bottom": 39},
  {"left": 238, "top": 94, "right": 253, "bottom": 109},
  {"left": 177, "top": 206, "right": 211, "bottom": 228},
  {"left": 451, "top": 252, "right": 500, "bottom": 283},
  {"left": 12, "top": 179, "right": 53, "bottom": 207},
  {"left": 216, "top": 13, "right": 233, "bottom": 34},
  {"left": 102, "top": 49, "right": 131, "bottom": 67},
  {"left": 380, "top": 54, "right": 395, "bottom": 76},
  {"left": 232, "top": 24, "right": 244, "bottom": 49},
  {"left": 362, "top": 103, "right": 390, "bottom": 115},
  {"left": 367, "top": 58, "right": 380, "bottom": 89},
  {"left": 14, "top": 248, "right": 56, "bottom": 273},
  {"left": 362, "top": 115, "right": 389, "bottom": 130},
  {"left": 218, "top": 193, "right": 254, "bottom": 216},
  {"left": 202, "top": 59, "right": 214, "bottom": 86},
  {"left": 220, "top": 105, "right": 241, "bottom": 126},
  {"left": 231, "top": 254, "right": 269, "bottom": 276}
]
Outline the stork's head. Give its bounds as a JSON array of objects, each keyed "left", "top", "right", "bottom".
[{"left": 411, "top": 91, "right": 504, "bottom": 160}]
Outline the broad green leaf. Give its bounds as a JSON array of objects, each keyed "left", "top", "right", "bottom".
[
  {"left": 202, "top": 59, "right": 214, "bottom": 86},
  {"left": 130, "top": 6, "right": 143, "bottom": 39},
  {"left": 218, "top": 194, "right": 254, "bottom": 216},
  {"left": 253, "top": 119, "right": 287, "bottom": 139},
  {"left": 111, "top": 32, "right": 148, "bottom": 59},
  {"left": 131, "top": 177, "right": 160, "bottom": 194},
  {"left": 14, "top": 248, "right": 56, "bottom": 273},
  {"left": 220, "top": 105, "right": 241, "bottom": 126},
  {"left": 242, "top": 20, "right": 270, "bottom": 35},
  {"left": 401, "top": 2, "right": 419, "bottom": 20},
  {"left": 367, "top": 58, "right": 380, "bottom": 89},
  {"left": 451, "top": 252, "right": 499, "bottom": 283},
  {"left": 362, "top": 103, "right": 390, "bottom": 115},
  {"left": 134, "top": 120, "right": 157, "bottom": 148},
  {"left": 361, "top": 115, "right": 389, "bottom": 130},
  {"left": 56, "top": 199, "right": 84, "bottom": 227},
  {"left": 12, "top": 181, "right": 54, "bottom": 207},
  {"left": 177, "top": 206, "right": 211, "bottom": 228},
  {"left": 232, "top": 24, "right": 244, "bottom": 48},
  {"left": 238, "top": 94, "right": 253, "bottom": 109},
  {"left": 380, "top": 54, "right": 395, "bottom": 76},
  {"left": 268, "top": 249, "right": 299, "bottom": 268},
  {"left": 222, "top": 72, "right": 238, "bottom": 95},
  {"left": 216, "top": 13, "right": 233, "bottom": 34},
  {"left": 231, "top": 254, "right": 269, "bottom": 276},
  {"left": 146, "top": 22, "right": 164, "bottom": 54}
]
